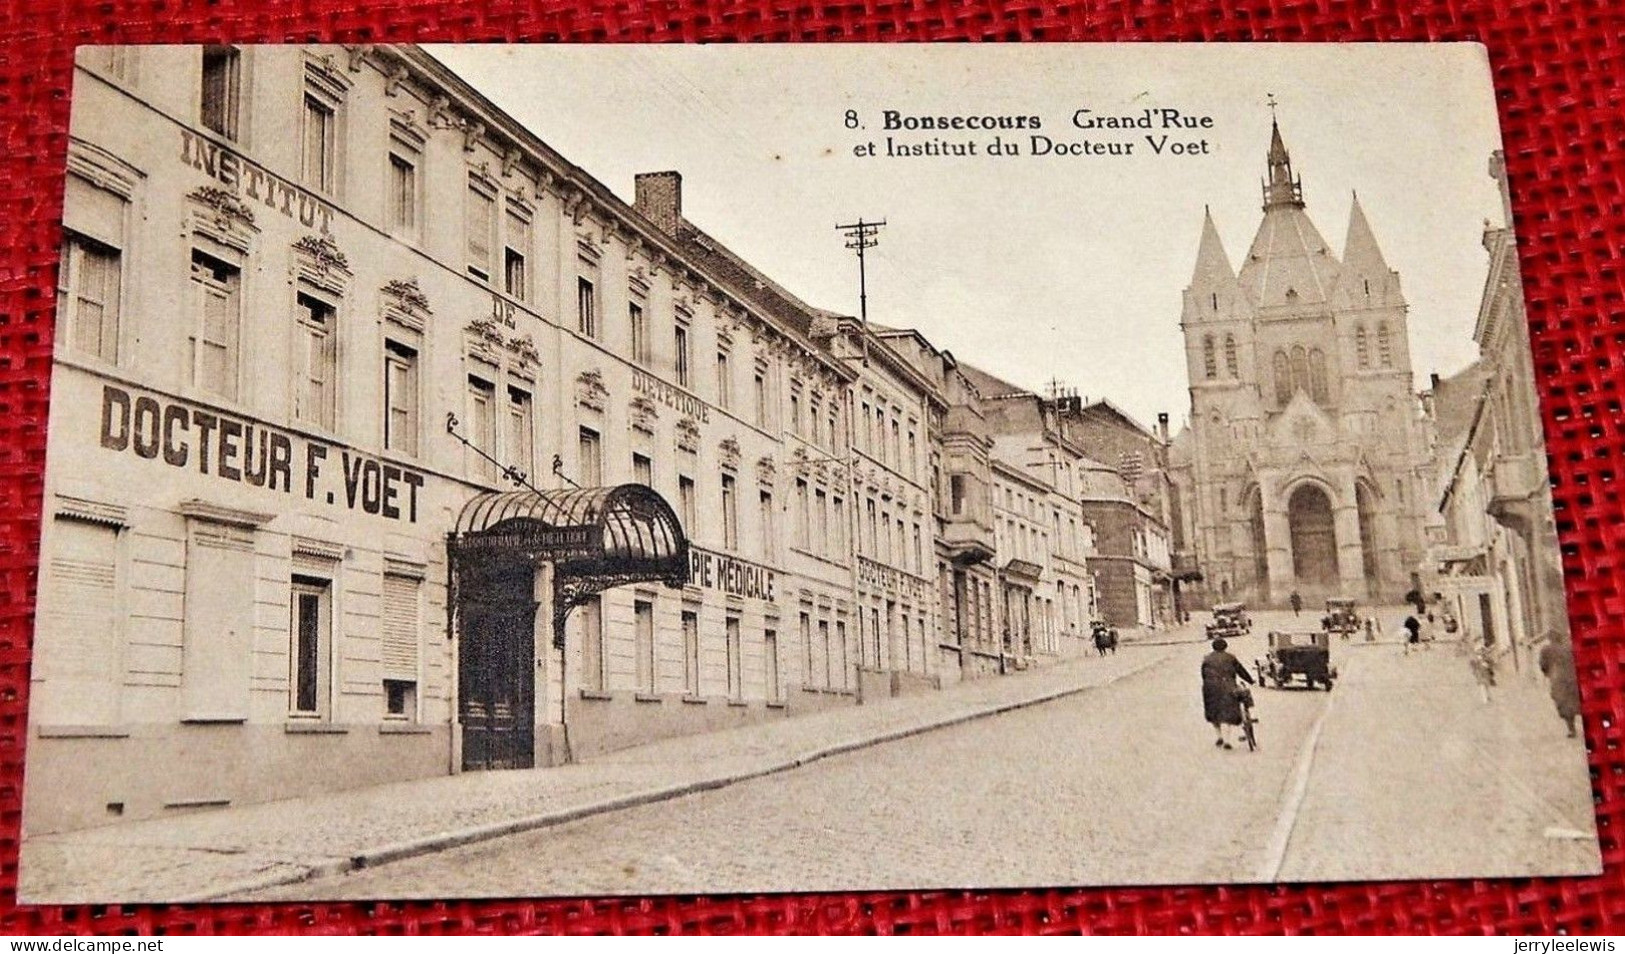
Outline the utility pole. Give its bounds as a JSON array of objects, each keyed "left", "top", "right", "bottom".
[{"left": 836, "top": 217, "right": 885, "bottom": 365}]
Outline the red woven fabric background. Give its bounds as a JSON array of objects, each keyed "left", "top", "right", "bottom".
[{"left": 2, "top": 0, "right": 1623, "bottom": 936}]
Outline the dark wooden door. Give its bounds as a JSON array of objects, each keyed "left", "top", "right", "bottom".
[{"left": 458, "top": 559, "right": 537, "bottom": 771}]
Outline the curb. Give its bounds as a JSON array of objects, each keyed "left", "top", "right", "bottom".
[{"left": 197, "top": 646, "right": 1178, "bottom": 902}]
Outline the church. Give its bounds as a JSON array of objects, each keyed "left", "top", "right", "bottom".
[{"left": 1169, "top": 120, "right": 1431, "bottom": 608}]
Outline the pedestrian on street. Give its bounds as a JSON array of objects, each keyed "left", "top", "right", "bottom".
[
  {"left": 1403, "top": 614, "right": 1422, "bottom": 654},
  {"left": 1469, "top": 642, "right": 1496, "bottom": 704},
  {"left": 1202, "top": 637, "right": 1256, "bottom": 750},
  {"left": 1537, "top": 630, "right": 1582, "bottom": 739},
  {"left": 1290, "top": 591, "right": 1302, "bottom": 616}
]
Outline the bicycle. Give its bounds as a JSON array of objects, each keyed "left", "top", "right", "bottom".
[{"left": 1236, "top": 685, "right": 1258, "bottom": 752}]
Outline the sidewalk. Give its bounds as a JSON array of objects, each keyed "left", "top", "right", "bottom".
[
  {"left": 1271, "top": 638, "right": 1601, "bottom": 881},
  {"left": 19, "top": 640, "right": 1185, "bottom": 904}
]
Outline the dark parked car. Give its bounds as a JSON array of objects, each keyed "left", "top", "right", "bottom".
[{"left": 1257, "top": 629, "right": 1337, "bottom": 690}]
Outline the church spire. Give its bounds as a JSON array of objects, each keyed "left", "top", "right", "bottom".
[
  {"left": 1261, "top": 116, "right": 1305, "bottom": 210},
  {"left": 1192, "top": 205, "right": 1237, "bottom": 285},
  {"left": 1342, "top": 191, "right": 1390, "bottom": 272}
]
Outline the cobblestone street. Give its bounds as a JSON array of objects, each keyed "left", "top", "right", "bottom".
[{"left": 240, "top": 610, "right": 1600, "bottom": 900}]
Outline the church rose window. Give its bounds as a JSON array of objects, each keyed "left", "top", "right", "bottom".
[{"left": 1273, "top": 350, "right": 1292, "bottom": 404}]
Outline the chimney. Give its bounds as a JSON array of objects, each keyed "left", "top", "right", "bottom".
[
  {"left": 1430, "top": 372, "right": 1441, "bottom": 390},
  {"left": 1157, "top": 412, "right": 1170, "bottom": 442},
  {"left": 634, "top": 171, "right": 683, "bottom": 235}
]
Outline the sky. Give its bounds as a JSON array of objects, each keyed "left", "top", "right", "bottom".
[{"left": 432, "top": 44, "right": 1508, "bottom": 430}]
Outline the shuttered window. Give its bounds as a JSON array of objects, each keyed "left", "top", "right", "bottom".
[
  {"left": 183, "top": 521, "right": 255, "bottom": 721},
  {"left": 37, "top": 517, "right": 121, "bottom": 725},
  {"left": 381, "top": 572, "right": 420, "bottom": 682}
]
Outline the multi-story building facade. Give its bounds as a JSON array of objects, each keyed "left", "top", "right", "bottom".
[
  {"left": 1426, "top": 151, "right": 1567, "bottom": 670},
  {"left": 870, "top": 329, "right": 1002, "bottom": 680},
  {"left": 1062, "top": 399, "right": 1175, "bottom": 628},
  {"left": 30, "top": 44, "right": 871, "bottom": 833},
  {"left": 959, "top": 368, "right": 1097, "bottom": 658},
  {"left": 818, "top": 321, "right": 943, "bottom": 694},
  {"left": 1172, "top": 120, "right": 1431, "bottom": 608}
]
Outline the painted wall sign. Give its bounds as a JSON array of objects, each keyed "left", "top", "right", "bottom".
[
  {"left": 688, "top": 547, "right": 776, "bottom": 601},
  {"left": 857, "top": 555, "right": 930, "bottom": 601},
  {"left": 630, "top": 368, "right": 710, "bottom": 424},
  {"left": 97, "top": 384, "right": 425, "bottom": 523},
  {"left": 181, "top": 130, "right": 337, "bottom": 235}
]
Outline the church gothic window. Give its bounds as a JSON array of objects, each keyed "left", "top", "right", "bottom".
[
  {"left": 1202, "top": 335, "right": 1216, "bottom": 378},
  {"left": 1290, "top": 345, "right": 1310, "bottom": 397},
  {"left": 1378, "top": 322, "right": 1393, "bottom": 367},
  {"left": 1356, "top": 324, "right": 1369, "bottom": 368},
  {"left": 1223, "top": 334, "right": 1238, "bottom": 377},
  {"left": 1273, "top": 350, "right": 1291, "bottom": 405},
  {"left": 1308, "top": 348, "right": 1329, "bottom": 404}
]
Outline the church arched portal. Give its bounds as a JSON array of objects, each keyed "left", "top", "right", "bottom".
[{"left": 1288, "top": 483, "right": 1338, "bottom": 586}]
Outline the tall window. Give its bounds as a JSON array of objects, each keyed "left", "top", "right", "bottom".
[
  {"left": 467, "top": 375, "right": 496, "bottom": 481},
  {"left": 200, "top": 46, "right": 241, "bottom": 140},
  {"left": 578, "top": 427, "right": 602, "bottom": 486},
  {"left": 633, "top": 452, "right": 653, "bottom": 487},
  {"left": 764, "top": 628, "right": 781, "bottom": 704},
  {"left": 383, "top": 341, "right": 418, "bottom": 455},
  {"left": 293, "top": 290, "right": 336, "bottom": 429},
  {"left": 382, "top": 571, "right": 421, "bottom": 719},
  {"left": 790, "top": 386, "right": 803, "bottom": 436},
  {"left": 725, "top": 616, "right": 743, "bottom": 701},
  {"left": 950, "top": 475, "right": 967, "bottom": 515},
  {"left": 1378, "top": 322, "right": 1393, "bottom": 367},
  {"left": 634, "top": 599, "right": 655, "bottom": 694},
  {"left": 579, "top": 596, "right": 604, "bottom": 692},
  {"left": 465, "top": 180, "right": 495, "bottom": 281},
  {"left": 815, "top": 489, "right": 829, "bottom": 557},
  {"left": 1290, "top": 345, "right": 1310, "bottom": 397},
  {"left": 289, "top": 577, "right": 331, "bottom": 717},
  {"left": 301, "top": 93, "right": 336, "bottom": 195},
  {"left": 58, "top": 232, "right": 122, "bottom": 362},
  {"left": 721, "top": 474, "right": 738, "bottom": 549},
  {"left": 189, "top": 248, "right": 240, "bottom": 400},
  {"left": 800, "top": 612, "right": 814, "bottom": 689},
  {"left": 716, "top": 350, "right": 732, "bottom": 409},
  {"left": 759, "top": 490, "right": 775, "bottom": 561},
  {"left": 507, "top": 385, "right": 533, "bottom": 477},
  {"left": 681, "top": 609, "right": 700, "bottom": 694},
  {"left": 1308, "top": 349, "right": 1329, "bottom": 404},
  {"left": 1224, "top": 334, "right": 1238, "bottom": 377},
  {"left": 629, "top": 301, "right": 649, "bottom": 365},
  {"left": 387, "top": 150, "right": 417, "bottom": 238},
  {"left": 1355, "top": 324, "right": 1370, "bottom": 368},
  {"left": 753, "top": 364, "right": 769, "bottom": 428},
  {"left": 504, "top": 206, "right": 530, "bottom": 301},
  {"left": 833, "top": 496, "right": 847, "bottom": 554},
  {"left": 809, "top": 396, "right": 823, "bottom": 444},
  {"left": 1202, "top": 335, "right": 1217, "bottom": 378},
  {"left": 1273, "top": 350, "right": 1292, "bottom": 404},
  {"left": 679, "top": 475, "right": 696, "bottom": 529},
  {"left": 795, "top": 479, "right": 810, "bottom": 548},
  {"left": 674, "top": 318, "right": 691, "bottom": 387},
  {"left": 577, "top": 276, "right": 597, "bottom": 338}
]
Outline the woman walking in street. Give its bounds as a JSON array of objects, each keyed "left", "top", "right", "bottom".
[
  {"left": 1538, "top": 630, "right": 1582, "bottom": 739},
  {"left": 1202, "top": 637, "right": 1256, "bottom": 750}
]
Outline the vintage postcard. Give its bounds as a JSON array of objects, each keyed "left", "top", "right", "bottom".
[{"left": 18, "top": 43, "right": 1598, "bottom": 902}]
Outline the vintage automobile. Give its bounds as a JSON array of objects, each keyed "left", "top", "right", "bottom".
[
  {"left": 1206, "top": 602, "right": 1252, "bottom": 639},
  {"left": 1256, "top": 630, "right": 1337, "bottom": 690},
  {"left": 1321, "top": 597, "right": 1362, "bottom": 640}
]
